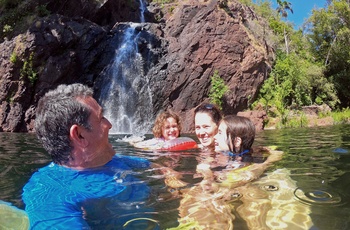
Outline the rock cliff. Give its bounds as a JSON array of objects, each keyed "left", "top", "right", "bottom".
[
  {"left": 149, "top": 0, "right": 273, "bottom": 131},
  {"left": 0, "top": 0, "right": 274, "bottom": 132}
]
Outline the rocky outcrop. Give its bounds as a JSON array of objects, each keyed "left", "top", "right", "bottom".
[
  {"left": 0, "top": 0, "right": 274, "bottom": 132},
  {"left": 39, "top": 0, "right": 154, "bottom": 26},
  {"left": 149, "top": 0, "right": 273, "bottom": 131},
  {"left": 0, "top": 15, "right": 109, "bottom": 131}
]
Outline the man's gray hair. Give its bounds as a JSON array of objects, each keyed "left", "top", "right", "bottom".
[{"left": 35, "top": 83, "right": 94, "bottom": 165}]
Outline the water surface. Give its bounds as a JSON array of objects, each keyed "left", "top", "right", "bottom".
[{"left": 0, "top": 125, "right": 349, "bottom": 229}]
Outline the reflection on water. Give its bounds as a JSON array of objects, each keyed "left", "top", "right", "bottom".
[
  {"left": 255, "top": 125, "right": 350, "bottom": 230},
  {"left": 0, "top": 133, "right": 50, "bottom": 209},
  {"left": 0, "top": 125, "right": 350, "bottom": 229}
]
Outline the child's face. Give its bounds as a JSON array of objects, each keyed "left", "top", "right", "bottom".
[
  {"left": 214, "top": 121, "right": 230, "bottom": 152},
  {"left": 162, "top": 117, "right": 180, "bottom": 140}
]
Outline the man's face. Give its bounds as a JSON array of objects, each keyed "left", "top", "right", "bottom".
[{"left": 78, "top": 96, "right": 115, "bottom": 168}]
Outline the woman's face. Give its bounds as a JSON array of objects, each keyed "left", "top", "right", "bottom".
[
  {"left": 195, "top": 112, "right": 218, "bottom": 149},
  {"left": 162, "top": 117, "right": 180, "bottom": 140},
  {"left": 214, "top": 121, "right": 230, "bottom": 152}
]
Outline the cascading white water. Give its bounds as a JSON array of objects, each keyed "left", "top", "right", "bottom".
[
  {"left": 139, "top": 0, "right": 146, "bottom": 23},
  {"left": 98, "top": 0, "right": 154, "bottom": 134}
]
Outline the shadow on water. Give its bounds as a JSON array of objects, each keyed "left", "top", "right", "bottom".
[{"left": 1, "top": 125, "right": 350, "bottom": 229}]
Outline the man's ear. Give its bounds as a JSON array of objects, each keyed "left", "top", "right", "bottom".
[
  {"left": 70, "top": 124, "right": 88, "bottom": 147},
  {"left": 234, "top": 137, "right": 242, "bottom": 148}
]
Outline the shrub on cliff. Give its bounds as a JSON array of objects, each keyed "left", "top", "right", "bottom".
[{"left": 209, "top": 70, "right": 229, "bottom": 109}]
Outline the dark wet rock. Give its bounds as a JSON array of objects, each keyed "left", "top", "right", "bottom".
[
  {"left": 0, "top": 15, "right": 109, "bottom": 131},
  {"left": 0, "top": 0, "right": 273, "bottom": 132}
]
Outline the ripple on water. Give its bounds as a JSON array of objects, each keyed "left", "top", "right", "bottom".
[{"left": 294, "top": 187, "right": 346, "bottom": 206}]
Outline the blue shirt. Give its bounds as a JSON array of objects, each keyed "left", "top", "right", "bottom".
[{"left": 22, "top": 155, "right": 151, "bottom": 229}]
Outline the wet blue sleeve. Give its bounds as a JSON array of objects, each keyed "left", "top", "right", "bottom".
[
  {"left": 23, "top": 181, "right": 90, "bottom": 229},
  {"left": 22, "top": 165, "right": 92, "bottom": 229}
]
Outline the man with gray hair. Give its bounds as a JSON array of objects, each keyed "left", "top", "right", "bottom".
[{"left": 22, "top": 83, "right": 171, "bottom": 229}]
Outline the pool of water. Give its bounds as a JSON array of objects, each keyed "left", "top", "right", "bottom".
[{"left": 0, "top": 125, "right": 349, "bottom": 229}]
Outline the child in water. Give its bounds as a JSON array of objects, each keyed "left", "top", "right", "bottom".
[
  {"left": 210, "top": 115, "right": 282, "bottom": 184},
  {"left": 152, "top": 110, "right": 181, "bottom": 141},
  {"left": 132, "top": 111, "right": 197, "bottom": 151},
  {"left": 214, "top": 115, "right": 267, "bottom": 169},
  {"left": 132, "top": 111, "right": 181, "bottom": 149}
]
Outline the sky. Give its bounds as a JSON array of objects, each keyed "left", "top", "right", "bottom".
[
  {"left": 284, "top": 0, "right": 328, "bottom": 29},
  {"left": 256, "top": 0, "right": 328, "bottom": 29}
]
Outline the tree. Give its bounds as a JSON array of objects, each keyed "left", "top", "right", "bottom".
[
  {"left": 276, "top": 0, "right": 293, "bottom": 54},
  {"left": 276, "top": 0, "right": 293, "bottom": 18},
  {"left": 306, "top": 0, "right": 350, "bottom": 107}
]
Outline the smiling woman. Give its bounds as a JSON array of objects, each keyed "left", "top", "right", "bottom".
[{"left": 194, "top": 103, "right": 223, "bottom": 151}]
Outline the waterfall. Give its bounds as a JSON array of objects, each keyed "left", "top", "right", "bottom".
[
  {"left": 98, "top": 0, "right": 154, "bottom": 135},
  {"left": 139, "top": 0, "right": 146, "bottom": 23}
]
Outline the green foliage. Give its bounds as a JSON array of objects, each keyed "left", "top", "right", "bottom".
[
  {"left": 168, "top": 5, "right": 175, "bottom": 14},
  {"left": 331, "top": 108, "right": 350, "bottom": 124},
  {"left": 10, "top": 52, "right": 17, "bottom": 63},
  {"left": 282, "top": 111, "right": 309, "bottom": 128},
  {"left": 20, "top": 53, "right": 37, "bottom": 85},
  {"left": 306, "top": 0, "right": 350, "bottom": 107},
  {"left": 254, "top": 50, "right": 338, "bottom": 120},
  {"left": 3, "top": 24, "right": 12, "bottom": 33},
  {"left": 276, "top": 0, "right": 293, "bottom": 18},
  {"left": 254, "top": 0, "right": 275, "bottom": 18},
  {"left": 237, "top": 0, "right": 254, "bottom": 6},
  {"left": 37, "top": 4, "right": 50, "bottom": 17},
  {"left": 5, "top": 91, "right": 15, "bottom": 104},
  {"left": 209, "top": 70, "right": 229, "bottom": 109},
  {"left": 318, "top": 108, "right": 331, "bottom": 118},
  {"left": 0, "top": 0, "right": 52, "bottom": 41}
]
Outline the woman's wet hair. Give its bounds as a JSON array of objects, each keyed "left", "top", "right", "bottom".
[
  {"left": 222, "top": 115, "right": 255, "bottom": 154},
  {"left": 152, "top": 111, "right": 182, "bottom": 138},
  {"left": 194, "top": 103, "right": 223, "bottom": 126},
  {"left": 35, "top": 83, "right": 93, "bottom": 165}
]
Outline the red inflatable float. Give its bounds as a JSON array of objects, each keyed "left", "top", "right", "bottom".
[
  {"left": 160, "top": 137, "right": 198, "bottom": 151},
  {"left": 133, "top": 137, "right": 198, "bottom": 151}
]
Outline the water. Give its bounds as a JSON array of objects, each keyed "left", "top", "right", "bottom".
[
  {"left": 1, "top": 125, "right": 350, "bottom": 229},
  {"left": 97, "top": 23, "right": 154, "bottom": 134},
  {"left": 139, "top": 0, "right": 146, "bottom": 23},
  {"left": 97, "top": 0, "right": 153, "bottom": 134}
]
